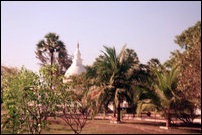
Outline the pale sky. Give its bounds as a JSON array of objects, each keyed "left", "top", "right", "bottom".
[{"left": 1, "top": 1, "right": 201, "bottom": 73}]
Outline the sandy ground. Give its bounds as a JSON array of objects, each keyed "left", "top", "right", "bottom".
[{"left": 41, "top": 117, "right": 201, "bottom": 134}]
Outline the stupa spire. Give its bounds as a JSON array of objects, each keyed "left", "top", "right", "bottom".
[
  {"left": 77, "top": 42, "right": 79, "bottom": 49},
  {"left": 63, "top": 43, "right": 86, "bottom": 83}
]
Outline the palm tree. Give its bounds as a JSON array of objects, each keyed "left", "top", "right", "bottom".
[
  {"left": 137, "top": 65, "right": 179, "bottom": 128},
  {"left": 126, "top": 63, "right": 156, "bottom": 115},
  {"left": 154, "top": 65, "right": 179, "bottom": 128},
  {"left": 86, "top": 45, "right": 139, "bottom": 122},
  {"left": 36, "top": 33, "right": 72, "bottom": 89},
  {"left": 36, "top": 32, "right": 72, "bottom": 75}
]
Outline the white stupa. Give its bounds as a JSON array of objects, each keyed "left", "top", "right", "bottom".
[{"left": 63, "top": 43, "right": 86, "bottom": 83}]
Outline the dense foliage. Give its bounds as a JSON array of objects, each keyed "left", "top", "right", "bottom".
[
  {"left": 1, "top": 21, "right": 200, "bottom": 134},
  {"left": 175, "top": 21, "right": 201, "bottom": 108}
]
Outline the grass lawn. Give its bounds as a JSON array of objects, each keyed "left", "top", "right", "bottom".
[{"left": 41, "top": 117, "right": 201, "bottom": 134}]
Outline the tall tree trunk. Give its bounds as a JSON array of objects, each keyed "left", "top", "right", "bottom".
[
  {"left": 103, "top": 109, "right": 106, "bottom": 120},
  {"left": 113, "top": 102, "right": 116, "bottom": 117},
  {"left": 117, "top": 100, "right": 121, "bottom": 122},
  {"left": 165, "top": 108, "right": 171, "bottom": 128}
]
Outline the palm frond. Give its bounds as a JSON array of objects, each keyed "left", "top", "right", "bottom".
[
  {"left": 102, "top": 46, "right": 117, "bottom": 71},
  {"left": 118, "top": 44, "right": 127, "bottom": 64},
  {"left": 154, "top": 70, "right": 165, "bottom": 91}
]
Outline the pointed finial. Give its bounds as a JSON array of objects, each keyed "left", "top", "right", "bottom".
[{"left": 77, "top": 42, "right": 79, "bottom": 49}]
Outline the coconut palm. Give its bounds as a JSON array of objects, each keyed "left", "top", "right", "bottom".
[
  {"left": 137, "top": 65, "right": 179, "bottom": 128},
  {"left": 126, "top": 63, "right": 157, "bottom": 114},
  {"left": 86, "top": 45, "right": 139, "bottom": 122},
  {"left": 154, "top": 65, "right": 179, "bottom": 128}
]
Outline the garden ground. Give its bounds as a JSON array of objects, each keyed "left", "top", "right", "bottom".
[{"left": 42, "top": 117, "right": 201, "bottom": 134}]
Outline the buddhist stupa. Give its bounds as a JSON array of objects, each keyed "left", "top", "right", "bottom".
[{"left": 63, "top": 43, "right": 86, "bottom": 83}]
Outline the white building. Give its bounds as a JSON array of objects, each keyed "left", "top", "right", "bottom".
[{"left": 63, "top": 43, "right": 86, "bottom": 83}]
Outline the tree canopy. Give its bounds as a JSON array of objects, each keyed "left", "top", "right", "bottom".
[
  {"left": 35, "top": 32, "right": 72, "bottom": 75},
  {"left": 174, "top": 21, "right": 201, "bottom": 108}
]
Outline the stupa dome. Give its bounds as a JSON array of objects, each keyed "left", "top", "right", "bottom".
[{"left": 63, "top": 43, "right": 86, "bottom": 83}]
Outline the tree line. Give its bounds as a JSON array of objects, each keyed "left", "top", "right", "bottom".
[{"left": 1, "top": 21, "right": 201, "bottom": 134}]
